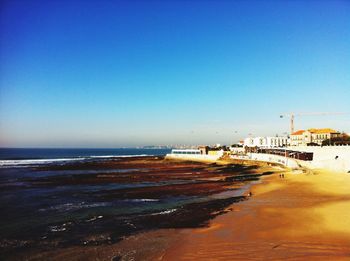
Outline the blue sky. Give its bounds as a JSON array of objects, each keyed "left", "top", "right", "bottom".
[{"left": 1, "top": 0, "right": 349, "bottom": 147}]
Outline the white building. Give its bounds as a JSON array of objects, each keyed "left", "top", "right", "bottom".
[
  {"left": 171, "top": 149, "right": 201, "bottom": 155},
  {"left": 244, "top": 136, "right": 289, "bottom": 148}
]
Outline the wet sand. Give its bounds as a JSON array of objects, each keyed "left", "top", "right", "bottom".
[{"left": 162, "top": 169, "right": 350, "bottom": 260}]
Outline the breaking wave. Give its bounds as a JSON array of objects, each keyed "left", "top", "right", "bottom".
[
  {"left": 39, "top": 202, "right": 111, "bottom": 212},
  {"left": 0, "top": 154, "right": 152, "bottom": 168},
  {"left": 126, "top": 199, "right": 160, "bottom": 202},
  {"left": 0, "top": 158, "right": 86, "bottom": 167},
  {"left": 90, "top": 154, "right": 150, "bottom": 158},
  {"left": 150, "top": 209, "right": 177, "bottom": 216}
]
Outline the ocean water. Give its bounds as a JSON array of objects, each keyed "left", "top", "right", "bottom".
[
  {"left": 0, "top": 149, "right": 173, "bottom": 244},
  {"left": 0, "top": 148, "right": 171, "bottom": 167}
]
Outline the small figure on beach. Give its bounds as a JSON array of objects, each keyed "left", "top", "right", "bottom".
[
  {"left": 248, "top": 191, "right": 252, "bottom": 197},
  {"left": 282, "top": 174, "right": 285, "bottom": 178}
]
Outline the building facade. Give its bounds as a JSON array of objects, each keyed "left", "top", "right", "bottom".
[
  {"left": 244, "top": 136, "right": 289, "bottom": 148},
  {"left": 290, "top": 128, "right": 341, "bottom": 146}
]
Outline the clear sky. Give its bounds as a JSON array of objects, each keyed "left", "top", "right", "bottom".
[{"left": 1, "top": 0, "right": 349, "bottom": 147}]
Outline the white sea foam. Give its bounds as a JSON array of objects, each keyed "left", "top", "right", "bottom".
[
  {"left": 49, "top": 225, "right": 67, "bottom": 232},
  {"left": 150, "top": 209, "right": 177, "bottom": 216},
  {"left": 86, "top": 215, "right": 104, "bottom": 222},
  {"left": 89, "top": 155, "right": 120, "bottom": 158},
  {"left": 90, "top": 154, "right": 151, "bottom": 158},
  {"left": 0, "top": 154, "right": 152, "bottom": 167},
  {"left": 40, "top": 202, "right": 110, "bottom": 212},
  {"left": 0, "top": 158, "right": 86, "bottom": 167},
  {"left": 128, "top": 199, "right": 159, "bottom": 202}
]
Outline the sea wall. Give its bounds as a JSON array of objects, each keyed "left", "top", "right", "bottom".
[
  {"left": 247, "top": 146, "right": 350, "bottom": 173},
  {"left": 165, "top": 153, "right": 221, "bottom": 163},
  {"left": 289, "top": 146, "right": 350, "bottom": 173},
  {"left": 246, "top": 153, "right": 300, "bottom": 168},
  {"left": 229, "top": 147, "right": 245, "bottom": 154},
  {"left": 167, "top": 146, "right": 350, "bottom": 173}
]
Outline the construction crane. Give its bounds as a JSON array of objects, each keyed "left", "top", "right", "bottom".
[{"left": 279, "top": 112, "right": 349, "bottom": 134}]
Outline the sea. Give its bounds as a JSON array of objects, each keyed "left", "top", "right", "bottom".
[
  {"left": 0, "top": 148, "right": 173, "bottom": 252},
  {"left": 0, "top": 148, "right": 171, "bottom": 167}
]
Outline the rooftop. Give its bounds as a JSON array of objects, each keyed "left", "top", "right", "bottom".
[
  {"left": 291, "top": 128, "right": 339, "bottom": 135},
  {"left": 308, "top": 128, "right": 339, "bottom": 134},
  {"left": 291, "top": 130, "right": 305, "bottom": 135}
]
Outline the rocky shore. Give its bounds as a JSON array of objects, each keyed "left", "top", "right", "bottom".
[
  {"left": 15, "top": 159, "right": 350, "bottom": 261},
  {"left": 1, "top": 156, "right": 278, "bottom": 260}
]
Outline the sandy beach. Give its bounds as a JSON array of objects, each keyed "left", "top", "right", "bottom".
[{"left": 162, "top": 168, "right": 350, "bottom": 260}]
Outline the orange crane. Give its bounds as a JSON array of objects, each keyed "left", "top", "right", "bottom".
[{"left": 279, "top": 112, "right": 349, "bottom": 134}]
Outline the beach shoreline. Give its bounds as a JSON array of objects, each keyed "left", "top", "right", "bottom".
[
  {"left": 4, "top": 157, "right": 350, "bottom": 260},
  {"left": 1, "top": 156, "right": 277, "bottom": 260}
]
